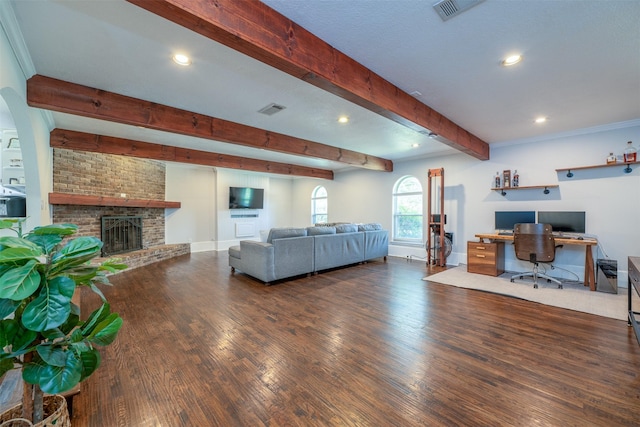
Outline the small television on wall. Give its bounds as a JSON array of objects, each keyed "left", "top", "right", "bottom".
[{"left": 229, "top": 187, "right": 264, "bottom": 209}]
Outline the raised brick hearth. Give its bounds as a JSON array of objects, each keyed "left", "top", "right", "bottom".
[{"left": 51, "top": 148, "right": 189, "bottom": 271}]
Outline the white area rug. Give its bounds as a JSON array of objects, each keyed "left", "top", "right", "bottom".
[{"left": 424, "top": 266, "right": 633, "bottom": 320}]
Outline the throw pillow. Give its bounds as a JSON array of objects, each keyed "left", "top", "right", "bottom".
[
  {"left": 306, "top": 226, "right": 337, "bottom": 235},
  {"left": 358, "top": 223, "right": 383, "bottom": 231},
  {"left": 335, "top": 223, "right": 358, "bottom": 233}
]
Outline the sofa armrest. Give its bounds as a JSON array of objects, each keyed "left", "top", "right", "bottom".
[
  {"left": 364, "top": 230, "right": 389, "bottom": 260},
  {"left": 238, "top": 240, "right": 276, "bottom": 282}
]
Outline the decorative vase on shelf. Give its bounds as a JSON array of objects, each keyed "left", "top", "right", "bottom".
[
  {"left": 623, "top": 141, "right": 637, "bottom": 163},
  {"left": 494, "top": 171, "right": 501, "bottom": 188},
  {"left": 606, "top": 152, "right": 617, "bottom": 164},
  {"left": 513, "top": 170, "right": 519, "bottom": 187}
]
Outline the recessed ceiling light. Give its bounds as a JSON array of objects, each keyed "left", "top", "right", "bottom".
[
  {"left": 428, "top": 132, "right": 438, "bottom": 139},
  {"left": 337, "top": 116, "right": 349, "bottom": 124},
  {"left": 412, "top": 143, "right": 420, "bottom": 148},
  {"left": 172, "top": 54, "right": 191, "bottom": 66},
  {"left": 501, "top": 54, "right": 522, "bottom": 67},
  {"left": 535, "top": 116, "right": 547, "bottom": 124}
]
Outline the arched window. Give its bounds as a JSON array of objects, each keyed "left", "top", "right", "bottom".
[
  {"left": 311, "top": 186, "right": 328, "bottom": 224},
  {"left": 392, "top": 176, "right": 423, "bottom": 243}
]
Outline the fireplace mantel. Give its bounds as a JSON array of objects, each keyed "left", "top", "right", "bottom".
[{"left": 49, "top": 192, "right": 180, "bottom": 208}]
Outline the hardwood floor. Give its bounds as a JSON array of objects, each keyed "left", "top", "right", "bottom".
[{"left": 68, "top": 252, "right": 639, "bottom": 426}]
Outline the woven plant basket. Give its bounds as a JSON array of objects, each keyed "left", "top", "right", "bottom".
[{"left": 0, "top": 395, "right": 70, "bottom": 427}]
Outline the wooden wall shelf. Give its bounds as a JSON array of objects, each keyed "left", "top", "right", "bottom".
[
  {"left": 556, "top": 160, "right": 639, "bottom": 177},
  {"left": 491, "top": 185, "right": 558, "bottom": 196},
  {"left": 49, "top": 193, "right": 180, "bottom": 209}
]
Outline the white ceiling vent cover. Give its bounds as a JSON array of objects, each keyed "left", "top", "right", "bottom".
[
  {"left": 258, "top": 103, "right": 286, "bottom": 116},
  {"left": 433, "top": 0, "right": 485, "bottom": 21}
]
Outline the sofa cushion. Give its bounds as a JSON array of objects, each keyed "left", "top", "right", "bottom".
[
  {"left": 358, "top": 223, "right": 383, "bottom": 231},
  {"left": 267, "top": 227, "right": 307, "bottom": 244},
  {"left": 335, "top": 223, "right": 358, "bottom": 233},
  {"left": 228, "top": 245, "right": 242, "bottom": 259},
  {"left": 307, "top": 226, "right": 337, "bottom": 235}
]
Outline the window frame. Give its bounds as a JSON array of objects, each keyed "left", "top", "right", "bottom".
[
  {"left": 311, "top": 185, "right": 328, "bottom": 225},
  {"left": 392, "top": 176, "right": 424, "bottom": 244}
]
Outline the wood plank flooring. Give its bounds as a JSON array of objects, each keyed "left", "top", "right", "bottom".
[{"left": 65, "top": 252, "right": 639, "bottom": 426}]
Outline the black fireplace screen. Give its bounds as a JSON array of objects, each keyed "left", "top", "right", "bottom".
[{"left": 101, "top": 216, "right": 143, "bottom": 256}]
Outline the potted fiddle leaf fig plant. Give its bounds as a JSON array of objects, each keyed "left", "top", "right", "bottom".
[{"left": 0, "top": 219, "right": 126, "bottom": 425}]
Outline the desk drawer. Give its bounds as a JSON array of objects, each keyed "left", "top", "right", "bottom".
[{"left": 467, "top": 241, "right": 505, "bottom": 276}]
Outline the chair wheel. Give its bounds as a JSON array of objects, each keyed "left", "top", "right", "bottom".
[
  {"left": 558, "top": 284, "right": 563, "bottom": 289},
  {"left": 510, "top": 278, "right": 514, "bottom": 282},
  {"left": 533, "top": 284, "right": 538, "bottom": 289}
]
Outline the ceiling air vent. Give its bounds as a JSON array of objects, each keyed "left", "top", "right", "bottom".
[
  {"left": 258, "top": 103, "right": 286, "bottom": 116},
  {"left": 433, "top": 0, "right": 485, "bottom": 21}
]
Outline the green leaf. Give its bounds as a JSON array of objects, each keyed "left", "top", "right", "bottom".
[
  {"left": 81, "top": 303, "right": 110, "bottom": 336},
  {"left": 78, "top": 348, "right": 100, "bottom": 381},
  {"left": 87, "top": 313, "right": 123, "bottom": 346},
  {"left": 0, "top": 219, "right": 21, "bottom": 231},
  {"left": 0, "top": 237, "right": 42, "bottom": 252},
  {"left": 23, "top": 351, "right": 83, "bottom": 394},
  {"left": 7, "top": 322, "right": 37, "bottom": 353},
  {"left": 67, "top": 266, "right": 99, "bottom": 283},
  {"left": 22, "top": 276, "right": 75, "bottom": 331},
  {"left": 88, "top": 282, "right": 107, "bottom": 303},
  {"left": 70, "top": 328, "right": 84, "bottom": 343},
  {"left": 52, "top": 236, "right": 102, "bottom": 263},
  {"left": 26, "top": 234, "right": 63, "bottom": 254},
  {"left": 0, "top": 298, "right": 20, "bottom": 319},
  {"left": 99, "top": 260, "right": 128, "bottom": 274},
  {"left": 59, "top": 311, "right": 80, "bottom": 336},
  {"left": 41, "top": 328, "right": 66, "bottom": 340},
  {"left": 0, "top": 319, "right": 18, "bottom": 348},
  {"left": 30, "top": 224, "right": 78, "bottom": 236},
  {"left": 0, "top": 259, "right": 41, "bottom": 301},
  {"left": 0, "top": 246, "right": 42, "bottom": 264},
  {"left": 37, "top": 344, "right": 68, "bottom": 367}
]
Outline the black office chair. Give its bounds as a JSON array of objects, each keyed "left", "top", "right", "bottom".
[{"left": 510, "top": 223, "right": 563, "bottom": 289}]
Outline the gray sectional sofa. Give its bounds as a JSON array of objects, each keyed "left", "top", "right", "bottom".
[{"left": 229, "top": 223, "right": 388, "bottom": 284}]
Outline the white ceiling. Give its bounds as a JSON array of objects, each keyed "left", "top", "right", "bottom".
[{"left": 5, "top": 0, "right": 640, "bottom": 174}]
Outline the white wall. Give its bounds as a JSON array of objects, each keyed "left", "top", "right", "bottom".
[
  {"left": 165, "top": 163, "right": 217, "bottom": 251},
  {"left": 290, "top": 121, "right": 640, "bottom": 285},
  {"left": 214, "top": 169, "right": 295, "bottom": 250},
  {"left": 1, "top": 7, "right": 52, "bottom": 229}
]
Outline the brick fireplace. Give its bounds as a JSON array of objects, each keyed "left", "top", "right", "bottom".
[{"left": 51, "top": 148, "right": 189, "bottom": 269}]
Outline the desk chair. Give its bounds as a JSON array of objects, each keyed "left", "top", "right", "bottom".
[{"left": 510, "top": 223, "right": 563, "bottom": 289}]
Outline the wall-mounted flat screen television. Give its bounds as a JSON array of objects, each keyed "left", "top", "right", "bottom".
[
  {"left": 537, "top": 211, "right": 586, "bottom": 233},
  {"left": 494, "top": 210, "right": 535, "bottom": 232},
  {"left": 229, "top": 187, "right": 264, "bottom": 209}
]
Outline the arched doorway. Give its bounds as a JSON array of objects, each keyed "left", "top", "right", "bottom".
[{"left": 0, "top": 87, "right": 47, "bottom": 229}]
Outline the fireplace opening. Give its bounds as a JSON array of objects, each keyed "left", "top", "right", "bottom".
[{"left": 101, "top": 216, "right": 143, "bottom": 256}]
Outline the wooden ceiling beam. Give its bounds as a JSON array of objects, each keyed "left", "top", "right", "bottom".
[
  {"left": 49, "top": 128, "right": 334, "bottom": 180},
  {"left": 28, "top": 75, "right": 392, "bottom": 172},
  {"left": 126, "top": 0, "right": 489, "bottom": 160}
]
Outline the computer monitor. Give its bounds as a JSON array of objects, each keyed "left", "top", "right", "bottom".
[
  {"left": 537, "top": 211, "right": 586, "bottom": 234},
  {"left": 494, "top": 211, "right": 535, "bottom": 231}
]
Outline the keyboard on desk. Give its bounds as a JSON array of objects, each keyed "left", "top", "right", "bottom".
[
  {"left": 497, "top": 231, "right": 513, "bottom": 236},
  {"left": 553, "top": 233, "right": 587, "bottom": 240}
]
